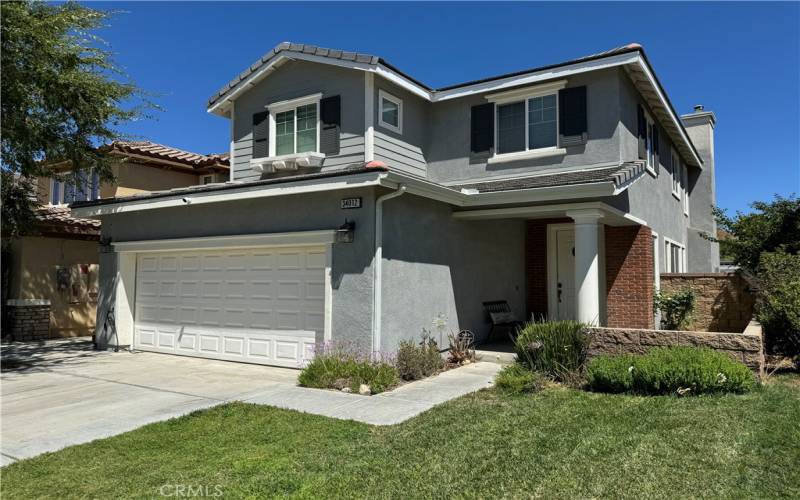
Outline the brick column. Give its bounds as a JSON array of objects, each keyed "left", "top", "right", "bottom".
[
  {"left": 5, "top": 300, "right": 52, "bottom": 341},
  {"left": 605, "top": 225, "right": 654, "bottom": 328}
]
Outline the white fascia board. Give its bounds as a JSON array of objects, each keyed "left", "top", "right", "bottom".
[
  {"left": 432, "top": 52, "right": 639, "bottom": 102},
  {"left": 113, "top": 230, "right": 336, "bottom": 253},
  {"left": 452, "top": 201, "right": 647, "bottom": 226},
  {"left": 71, "top": 172, "right": 387, "bottom": 218},
  {"left": 374, "top": 64, "right": 432, "bottom": 100},
  {"left": 633, "top": 57, "right": 703, "bottom": 167}
]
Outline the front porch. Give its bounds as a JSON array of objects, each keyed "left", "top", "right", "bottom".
[{"left": 455, "top": 201, "right": 655, "bottom": 334}]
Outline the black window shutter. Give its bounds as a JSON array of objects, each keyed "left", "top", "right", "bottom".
[
  {"left": 252, "top": 111, "right": 269, "bottom": 159},
  {"left": 652, "top": 123, "right": 660, "bottom": 173},
  {"left": 558, "top": 86, "right": 587, "bottom": 137},
  {"left": 470, "top": 103, "right": 494, "bottom": 153},
  {"left": 320, "top": 95, "right": 341, "bottom": 156},
  {"left": 637, "top": 104, "right": 646, "bottom": 160}
]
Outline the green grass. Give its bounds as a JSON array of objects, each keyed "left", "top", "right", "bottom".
[{"left": 3, "top": 376, "right": 799, "bottom": 499}]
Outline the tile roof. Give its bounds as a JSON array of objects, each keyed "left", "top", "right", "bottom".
[
  {"left": 106, "top": 141, "right": 230, "bottom": 170},
  {"left": 455, "top": 161, "right": 646, "bottom": 194},
  {"left": 208, "top": 42, "right": 643, "bottom": 108},
  {"left": 34, "top": 206, "right": 101, "bottom": 237}
]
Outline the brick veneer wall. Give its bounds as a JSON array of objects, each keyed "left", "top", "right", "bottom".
[
  {"left": 605, "top": 225, "right": 654, "bottom": 329},
  {"left": 659, "top": 273, "right": 754, "bottom": 333},
  {"left": 525, "top": 218, "right": 571, "bottom": 319},
  {"left": 586, "top": 323, "right": 764, "bottom": 374},
  {"left": 5, "top": 302, "right": 52, "bottom": 341}
]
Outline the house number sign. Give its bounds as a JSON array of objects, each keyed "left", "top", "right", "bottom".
[{"left": 340, "top": 197, "right": 362, "bottom": 209}]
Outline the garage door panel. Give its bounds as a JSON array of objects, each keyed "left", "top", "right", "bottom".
[{"left": 134, "top": 245, "right": 324, "bottom": 367}]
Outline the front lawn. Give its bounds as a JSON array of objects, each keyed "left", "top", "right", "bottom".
[{"left": 3, "top": 376, "right": 799, "bottom": 499}]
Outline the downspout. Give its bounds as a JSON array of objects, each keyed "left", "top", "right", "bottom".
[{"left": 372, "top": 184, "right": 406, "bottom": 356}]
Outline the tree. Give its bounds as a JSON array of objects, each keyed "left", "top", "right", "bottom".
[
  {"left": 1, "top": 0, "right": 153, "bottom": 241},
  {"left": 711, "top": 195, "right": 800, "bottom": 274}
]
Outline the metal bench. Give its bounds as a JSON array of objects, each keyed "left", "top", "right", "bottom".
[{"left": 482, "top": 300, "right": 523, "bottom": 342}]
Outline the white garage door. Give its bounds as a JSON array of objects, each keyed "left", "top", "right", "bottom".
[{"left": 133, "top": 245, "right": 326, "bottom": 367}]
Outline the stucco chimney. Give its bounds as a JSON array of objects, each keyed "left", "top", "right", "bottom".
[{"left": 681, "top": 106, "right": 719, "bottom": 271}]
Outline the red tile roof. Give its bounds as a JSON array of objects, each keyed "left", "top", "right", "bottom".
[
  {"left": 34, "top": 206, "right": 100, "bottom": 237},
  {"left": 106, "top": 141, "right": 230, "bottom": 170}
]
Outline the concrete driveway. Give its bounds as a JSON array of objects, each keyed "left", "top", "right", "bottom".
[{"left": 1, "top": 337, "right": 299, "bottom": 465}]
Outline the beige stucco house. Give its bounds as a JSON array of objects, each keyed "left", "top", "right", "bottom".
[{"left": 3, "top": 141, "right": 229, "bottom": 340}]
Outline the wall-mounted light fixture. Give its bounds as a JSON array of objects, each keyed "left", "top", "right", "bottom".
[{"left": 336, "top": 219, "right": 355, "bottom": 243}]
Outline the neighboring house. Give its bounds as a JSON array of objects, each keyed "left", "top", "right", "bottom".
[
  {"left": 3, "top": 142, "right": 229, "bottom": 341},
  {"left": 72, "top": 43, "right": 719, "bottom": 369}
]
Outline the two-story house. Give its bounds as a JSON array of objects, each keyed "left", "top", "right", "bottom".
[
  {"left": 72, "top": 43, "right": 719, "bottom": 369},
  {"left": 3, "top": 141, "right": 229, "bottom": 340}
]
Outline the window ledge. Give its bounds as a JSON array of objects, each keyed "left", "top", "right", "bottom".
[
  {"left": 671, "top": 191, "right": 681, "bottom": 201},
  {"left": 487, "top": 148, "right": 567, "bottom": 165},
  {"left": 251, "top": 152, "right": 325, "bottom": 173},
  {"left": 645, "top": 165, "right": 657, "bottom": 177}
]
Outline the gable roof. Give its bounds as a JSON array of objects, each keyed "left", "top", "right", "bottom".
[{"left": 206, "top": 42, "right": 702, "bottom": 168}]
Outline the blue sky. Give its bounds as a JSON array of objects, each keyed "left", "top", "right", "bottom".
[{"left": 95, "top": 1, "right": 799, "bottom": 214}]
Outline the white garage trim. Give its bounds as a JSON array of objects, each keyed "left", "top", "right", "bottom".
[
  {"left": 112, "top": 230, "right": 336, "bottom": 253},
  {"left": 112, "top": 231, "right": 334, "bottom": 365}
]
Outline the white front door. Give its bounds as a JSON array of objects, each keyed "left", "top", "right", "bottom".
[
  {"left": 554, "top": 228, "right": 576, "bottom": 320},
  {"left": 133, "top": 245, "right": 326, "bottom": 367}
]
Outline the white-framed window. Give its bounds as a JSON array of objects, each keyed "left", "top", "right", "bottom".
[
  {"left": 378, "top": 89, "right": 403, "bottom": 134},
  {"left": 267, "top": 93, "right": 321, "bottom": 157},
  {"left": 681, "top": 164, "right": 690, "bottom": 217},
  {"left": 487, "top": 80, "right": 565, "bottom": 162},
  {"left": 671, "top": 149, "right": 681, "bottom": 200},
  {"left": 664, "top": 238, "right": 686, "bottom": 273},
  {"left": 644, "top": 110, "right": 657, "bottom": 176},
  {"left": 50, "top": 170, "right": 100, "bottom": 205},
  {"left": 652, "top": 231, "right": 660, "bottom": 290}
]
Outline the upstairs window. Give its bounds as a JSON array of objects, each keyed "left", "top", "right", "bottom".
[
  {"left": 50, "top": 170, "right": 99, "bottom": 205},
  {"left": 496, "top": 92, "right": 559, "bottom": 155},
  {"left": 267, "top": 94, "right": 320, "bottom": 157},
  {"left": 645, "top": 112, "right": 656, "bottom": 174},
  {"left": 682, "top": 164, "right": 690, "bottom": 216},
  {"left": 378, "top": 89, "right": 403, "bottom": 134},
  {"left": 671, "top": 149, "right": 681, "bottom": 199}
]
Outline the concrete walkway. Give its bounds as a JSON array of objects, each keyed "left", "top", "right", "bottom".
[
  {"left": 1, "top": 338, "right": 500, "bottom": 464},
  {"left": 245, "top": 361, "right": 500, "bottom": 425}
]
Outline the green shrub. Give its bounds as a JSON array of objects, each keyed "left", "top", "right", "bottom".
[
  {"left": 585, "top": 354, "right": 638, "bottom": 393},
  {"left": 298, "top": 347, "right": 399, "bottom": 394},
  {"left": 514, "top": 320, "right": 588, "bottom": 382},
  {"left": 654, "top": 288, "right": 696, "bottom": 330},
  {"left": 395, "top": 333, "right": 444, "bottom": 381},
  {"left": 757, "top": 252, "right": 800, "bottom": 356},
  {"left": 586, "top": 347, "right": 756, "bottom": 396},
  {"left": 495, "top": 363, "right": 548, "bottom": 394}
]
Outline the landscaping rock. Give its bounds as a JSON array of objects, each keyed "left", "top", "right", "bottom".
[{"left": 358, "top": 384, "right": 371, "bottom": 396}]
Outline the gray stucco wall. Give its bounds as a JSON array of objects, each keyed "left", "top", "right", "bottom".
[
  {"left": 373, "top": 79, "right": 429, "bottom": 178},
  {"left": 96, "top": 188, "right": 378, "bottom": 350},
  {"left": 425, "top": 68, "right": 624, "bottom": 185},
  {"left": 683, "top": 113, "right": 720, "bottom": 271},
  {"left": 380, "top": 192, "right": 526, "bottom": 351},
  {"left": 231, "top": 60, "right": 365, "bottom": 182},
  {"left": 612, "top": 71, "right": 692, "bottom": 272}
]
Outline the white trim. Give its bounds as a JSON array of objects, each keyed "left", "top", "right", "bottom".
[
  {"left": 681, "top": 164, "right": 690, "bottom": 217},
  {"left": 664, "top": 236, "right": 686, "bottom": 273},
  {"left": 112, "top": 230, "right": 337, "bottom": 253},
  {"left": 267, "top": 93, "right": 321, "bottom": 157},
  {"left": 491, "top": 85, "right": 561, "bottom": 161},
  {"left": 452, "top": 201, "right": 646, "bottom": 226},
  {"left": 670, "top": 148, "right": 681, "bottom": 199},
  {"left": 229, "top": 101, "right": 235, "bottom": 181},
  {"left": 364, "top": 73, "right": 375, "bottom": 162},
  {"left": 378, "top": 89, "right": 403, "bottom": 134},
  {"left": 486, "top": 148, "right": 566, "bottom": 165},
  {"left": 324, "top": 246, "right": 333, "bottom": 341},
  {"left": 71, "top": 172, "right": 385, "bottom": 218},
  {"left": 374, "top": 64, "right": 431, "bottom": 100},
  {"left": 436, "top": 52, "right": 639, "bottom": 101},
  {"left": 643, "top": 109, "right": 657, "bottom": 177},
  {"left": 485, "top": 79, "right": 566, "bottom": 105},
  {"left": 266, "top": 92, "right": 323, "bottom": 112}
]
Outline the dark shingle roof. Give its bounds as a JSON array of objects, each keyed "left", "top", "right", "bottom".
[
  {"left": 455, "top": 161, "right": 646, "bottom": 193},
  {"left": 208, "top": 42, "right": 643, "bottom": 108}
]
